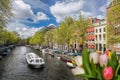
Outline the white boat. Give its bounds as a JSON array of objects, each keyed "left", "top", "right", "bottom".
[
  {"left": 66, "top": 62, "right": 76, "bottom": 68},
  {"left": 26, "top": 52, "right": 45, "bottom": 68}
]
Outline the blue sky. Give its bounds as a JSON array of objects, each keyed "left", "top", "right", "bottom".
[{"left": 7, "top": 0, "right": 111, "bottom": 38}]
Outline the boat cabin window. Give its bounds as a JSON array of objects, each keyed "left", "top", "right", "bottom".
[
  {"left": 28, "top": 55, "right": 31, "bottom": 59},
  {"left": 40, "top": 59, "right": 42, "bottom": 62},
  {"left": 36, "top": 59, "right": 39, "bottom": 63},
  {"left": 30, "top": 59, "right": 34, "bottom": 62}
]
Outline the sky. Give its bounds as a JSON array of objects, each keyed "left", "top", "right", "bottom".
[{"left": 7, "top": 0, "right": 112, "bottom": 39}]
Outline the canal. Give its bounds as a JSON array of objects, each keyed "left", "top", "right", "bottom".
[{"left": 0, "top": 46, "right": 76, "bottom": 80}]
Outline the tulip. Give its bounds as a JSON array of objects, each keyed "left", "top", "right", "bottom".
[
  {"left": 105, "top": 50, "right": 109, "bottom": 56},
  {"left": 99, "top": 54, "right": 108, "bottom": 67},
  {"left": 74, "top": 56, "right": 82, "bottom": 66},
  {"left": 103, "top": 67, "right": 114, "bottom": 80},
  {"left": 71, "top": 66, "right": 85, "bottom": 75},
  {"left": 108, "top": 51, "right": 112, "bottom": 58},
  {"left": 105, "top": 50, "right": 112, "bottom": 58},
  {"left": 89, "top": 52, "right": 100, "bottom": 64}
]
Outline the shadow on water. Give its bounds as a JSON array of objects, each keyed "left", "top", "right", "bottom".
[{"left": 0, "top": 46, "right": 76, "bottom": 80}]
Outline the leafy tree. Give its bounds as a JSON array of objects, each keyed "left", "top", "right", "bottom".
[
  {"left": 29, "top": 31, "right": 44, "bottom": 45},
  {"left": 29, "top": 15, "right": 90, "bottom": 51},
  {"left": 0, "top": 0, "right": 13, "bottom": 29},
  {"left": 73, "top": 15, "right": 90, "bottom": 46},
  {"left": 44, "top": 30, "right": 55, "bottom": 48},
  {"left": 0, "top": 30, "right": 20, "bottom": 46},
  {"left": 56, "top": 17, "right": 74, "bottom": 51},
  {"left": 107, "top": 0, "right": 120, "bottom": 46}
]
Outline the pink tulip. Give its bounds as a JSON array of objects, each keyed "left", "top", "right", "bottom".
[
  {"left": 99, "top": 54, "right": 108, "bottom": 67},
  {"left": 103, "top": 67, "right": 114, "bottom": 80}
]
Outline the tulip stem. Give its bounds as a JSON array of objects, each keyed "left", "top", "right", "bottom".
[
  {"left": 115, "top": 64, "right": 120, "bottom": 75},
  {"left": 85, "top": 77, "right": 88, "bottom": 80}
]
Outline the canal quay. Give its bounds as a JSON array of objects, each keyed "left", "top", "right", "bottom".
[{"left": 0, "top": 46, "right": 78, "bottom": 80}]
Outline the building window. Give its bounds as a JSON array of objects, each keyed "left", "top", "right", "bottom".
[
  {"left": 99, "top": 44, "right": 102, "bottom": 51},
  {"left": 103, "top": 34, "right": 106, "bottom": 40},
  {"left": 96, "top": 44, "right": 98, "bottom": 50},
  {"left": 99, "top": 35, "right": 101, "bottom": 41},
  {"left": 95, "top": 35, "right": 97, "bottom": 41},
  {"left": 103, "top": 44, "right": 106, "bottom": 52},
  {"left": 99, "top": 28, "right": 101, "bottom": 32},
  {"left": 104, "top": 28, "right": 105, "bottom": 32},
  {"left": 96, "top": 29, "right": 98, "bottom": 33}
]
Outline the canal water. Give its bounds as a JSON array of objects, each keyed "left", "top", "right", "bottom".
[{"left": 0, "top": 46, "right": 76, "bottom": 80}]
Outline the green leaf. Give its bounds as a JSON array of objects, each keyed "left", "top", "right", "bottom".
[
  {"left": 76, "top": 74, "right": 96, "bottom": 79},
  {"left": 115, "top": 64, "right": 120, "bottom": 76},
  {"left": 96, "top": 65, "right": 103, "bottom": 80},
  {"left": 82, "top": 48, "right": 93, "bottom": 76},
  {"left": 108, "top": 51, "right": 118, "bottom": 71},
  {"left": 90, "top": 59, "right": 97, "bottom": 77}
]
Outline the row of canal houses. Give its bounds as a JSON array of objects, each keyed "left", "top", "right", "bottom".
[
  {"left": 50, "top": 17, "right": 107, "bottom": 53},
  {"left": 86, "top": 0, "right": 120, "bottom": 54},
  {"left": 42, "top": 0, "right": 120, "bottom": 54},
  {"left": 48, "top": 17, "right": 119, "bottom": 54},
  {"left": 45, "top": 18, "right": 119, "bottom": 54}
]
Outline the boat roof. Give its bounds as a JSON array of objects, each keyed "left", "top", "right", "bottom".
[{"left": 27, "top": 52, "right": 42, "bottom": 59}]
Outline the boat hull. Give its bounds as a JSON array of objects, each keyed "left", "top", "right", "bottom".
[{"left": 28, "top": 63, "right": 44, "bottom": 68}]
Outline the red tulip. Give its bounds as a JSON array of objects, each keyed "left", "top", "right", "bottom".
[{"left": 103, "top": 67, "right": 114, "bottom": 80}]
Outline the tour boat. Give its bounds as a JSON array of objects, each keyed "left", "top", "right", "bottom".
[{"left": 26, "top": 52, "right": 45, "bottom": 68}]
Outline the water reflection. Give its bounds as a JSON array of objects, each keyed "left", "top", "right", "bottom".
[{"left": 0, "top": 46, "right": 75, "bottom": 80}]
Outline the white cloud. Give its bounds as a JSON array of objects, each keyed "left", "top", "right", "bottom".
[
  {"left": 99, "top": 5, "right": 106, "bottom": 13},
  {"left": 23, "top": 0, "right": 50, "bottom": 12},
  {"left": 98, "top": 0, "right": 112, "bottom": 20},
  {"left": 7, "top": 22, "right": 41, "bottom": 39},
  {"left": 12, "top": 0, "right": 36, "bottom": 22},
  {"left": 97, "top": 15, "right": 105, "bottom": 19},
  {"left": 99, "top": 0, "right": 112, "bottom": 13},
  {"left": 37, "top": 12, "right": 49, "bottom": 21},
  {"left": 22, "top": 27, "right": 27, "bottom": 31},
  {"left": 12, "top": 0, "right": 49, "bottom": 22},
  {"left": 48, "top": 24, "right": 56, "bottom": 27},
  {"left": 50, "top": 0, "right": 85, "bottom": 22},
  {"left": 81, "top": 11, "right": 92, "bottom": 18},
  {"left": 7, "top": 0, "right": 49, "bottom": 38},
  {"left": 107, "top": 0, "right": 112, "bottom": 6},
  {"left": 72, "top": 10, "right": 92, "bottom": 20},
  {"left": 50, "top": 0, "right": 110, "bottom": 22}
]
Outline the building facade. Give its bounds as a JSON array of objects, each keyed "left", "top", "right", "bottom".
[
  {"left": 94, "top": 20, "right": 107, "bottom": 53},
  {"left": 86, "top": 26, "right": 95, "bottom": 52},
  {"left": 86, "top": 18, "right": 107, "bottom": 53}
]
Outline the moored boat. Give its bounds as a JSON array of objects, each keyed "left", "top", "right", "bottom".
[
  {"left": 0, "top": 48, "right": 8, "bottom": 56},
  {"left": 60, "top": 55, "right": 72, "bottom": 63},
  {"left": 26, "top": 52, "right": 45, "bottom": 68},
  {"left": 66, "top": 62, "right": 76, "bottom": 68},
  {"left": 0, "top": 55, "right": 2, "bottom": 60}
]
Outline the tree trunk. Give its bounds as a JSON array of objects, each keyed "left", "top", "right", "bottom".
[{"left": 67, "top": 40, "right": 70, "bottom": 52}]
